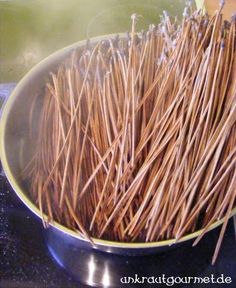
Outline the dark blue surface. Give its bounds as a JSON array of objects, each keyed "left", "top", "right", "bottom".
[{"left": 0, "top": 84, "right": 236, "bottom": 288}]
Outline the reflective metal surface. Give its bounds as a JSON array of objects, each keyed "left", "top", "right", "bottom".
[{"left": 45, "top": 224, "right": 235, "bottom": 287}]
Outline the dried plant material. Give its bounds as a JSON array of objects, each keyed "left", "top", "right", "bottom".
[{"left": 24, "top": 4, "right": 236, "bottom": 264}]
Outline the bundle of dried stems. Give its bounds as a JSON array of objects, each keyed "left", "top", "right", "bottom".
[{"left": 25, "top": 3, "right": 236, "bottom": 264}]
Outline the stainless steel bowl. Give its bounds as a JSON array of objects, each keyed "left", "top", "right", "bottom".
[{"left": 1, "top": 35, "right": 236, "bottom": 259}]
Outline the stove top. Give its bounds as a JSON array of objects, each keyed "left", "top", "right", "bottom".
[{"left": 0, "top": 84, "right": 236, "bottom": 288}]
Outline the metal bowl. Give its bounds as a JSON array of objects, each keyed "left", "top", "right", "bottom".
[{"left": 1, "top": 35, "right": 236, "bottom": 258}]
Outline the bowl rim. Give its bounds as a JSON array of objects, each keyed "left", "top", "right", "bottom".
[{"left": 1, "top": 34, "right": 236, "bottom": 249}]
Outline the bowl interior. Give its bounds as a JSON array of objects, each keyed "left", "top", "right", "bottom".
[
  {"left": 3, "top": 47, "right": 74, "bottom": 196},
  {"left": 1, "top": 37, "right": 236, "bottom": 250}
]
